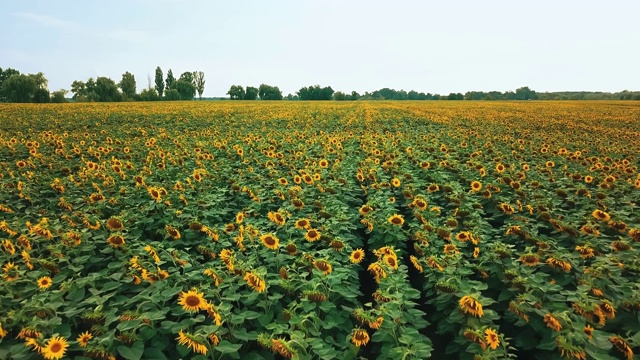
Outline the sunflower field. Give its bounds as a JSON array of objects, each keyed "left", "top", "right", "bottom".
[{"left": 1, "top": 101, "right": 639, "bottom": 360}]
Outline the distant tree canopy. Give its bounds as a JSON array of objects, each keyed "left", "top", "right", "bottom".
[
  {"left": 227, "top": 85, "right": 245, "bottom": 100},
  {"left": 0, "top": 69, "right": 51, "bottom": 103},
  {"left": 297, "top": 85, "right": 334, "bottom": 100},
  {"left": 2, "top": 66, "right": 640, "bottom": 102},
  {"left": 258, "top": 84, "right": 283, "bottom": 100}
]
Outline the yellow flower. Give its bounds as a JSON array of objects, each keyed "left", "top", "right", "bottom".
[
  {"left": 351, "top": 329, "right": 370, "bottom": 347},
  {"left": 388, "top": 214, "right": 404, "bottom": 226},
  {"left": 260, "top": 233, "right": 279, "bottom": 250},
  {"left": 459, "top": 295, "right": 484, "bottom": 317},
  {"left": 178, "top": 289, "right": 207, "bottom": 312},
  {"left": 41, "top": 336, "right": 69, "bottom": 360},
  {"left": 350, "top": 249, "right": 365, "bottom": 264},
  {"left": 37, "top": 276, "right": 53, "bottom": 290},
  {"left": 77, "top": 331, "right": 93, "bottom": 347},
  {"left": 244, "top": 272, "right": 266, "bottom": 293},
  {"left": 484, "top": 328, "right": 500, "bottom": 350}
]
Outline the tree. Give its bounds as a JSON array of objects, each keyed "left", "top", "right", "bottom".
[
  {"left": 515, "top": 86, "right": 537, "bottom": 100},
  {"left": 227, "top": 85, "right": 245, "bottom": 100},
  {"left": 164, "top": 89, "right": 181, "bottom": 101},
  {"left": 119, "top": 72, "right": 137, "bottom": 99},
  {"left": 193, "top": 71, "right": 205, "bottom": 100},
  {"left": 140, "top": 88, "right": 160, "bottom": 101},
  {"left": 33, "top": 88, "right": 50, "bottom": 103},
  {"left": 70, "top": 80, "right": 86, "bottom": 100},
  {"left": 244, "top": 86, "right": 258, "bottom": 100},
  {"left": 258, "top": 84, "right": 282, "bottom": 100},
  {"left": 94, "top": 77, "right": 122, "bottom": 102},
  {"left": 350, "top": 91, "right": 360, "bottom": 100},
  {"left": 333, "top": 91, "right": 347, "bottom": 101},
  {"left": 0, "top": 68, "right": 21, "bottom": 101},
  {"left": 51, "top": 89, "right": 68, "bottom": 103},
  {"left": 165, "top": 69, "right": 175, "bottom": 90},
  {"left": 179, "top": 72, "right": 194, "bottom": 85},
  {"left": 173, "top": 80, "right": 196, "bottom": 100},
  {"left": 297, "top": 85, "right": 334, "bottom": 100},
  {"left": 155, "top": 67, "right": 164, "bottom": 97},
  {"left": 29, "top": 72, "right": 48, "bottom": 90},
  {"left": 2, "top": 74, "right": 37, "bottom": 102}
]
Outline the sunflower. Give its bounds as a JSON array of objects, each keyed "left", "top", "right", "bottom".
[
  {"left": 305, "top": 229, "right": 321, "bottom": 242},
  {"left": 107, "top": 234, "right": 125, "bottom": 248},
  {"left": 244, "top": 272, "right": 266, "bottom": 293},
  {"left": 498, "top": 203, "right": 515, "bottom": 215},
  {"left": 543, "top": 314, "right": 562, "bottom": 331},
  {"left": 519, "top": 254, "right": 540, "bottom": 266},
  {"left": 470, "top": 181, "right": 482, "bottom": 191},
  {"left": 278, "top": 177, "right": 288, "bottom": 185},
  {"left": 409, "top": 255, "right": 423, "bottom": 272},
  {"left": 496, "top": 163, "right": 505, "bottom": 173},
  {"left": 359, "top": 205, "right": 373, "bottom": 216},
  {"left": 427, "top": 184, "right": 439, "bottom": 193},
  {"left": 473, "top": 247, "right": 480, "bottom": 258},
  {"left": 77, "top": 331, "right": 93, "bottom": 348},
  {"left": 350, "top": 249, "right": 365, "bottom": 264},
  {"left": 41, "top": 336, "right": 69, "bottom": 360},
  {"left": 294, "top": 218, "right": 310, "bottom": 230},
  {"left": 176, "top": 330, "right": 208, "bottom": 355},
  {"left": 268, "top": 211, "right": 287, "bottom": 226},
  {"left": 38, "top": 276, "right": 53, "bottom": 290},
  {"left": 178, "top": 289, "right": 207, "bottom": 312},
  {"left": 165, "top": 225, "right": 181, "bottom": 240},
  {"left": 383, "top": 255, "right": 398, "bottom": 270},
  {"left": 455, "top": 231, "right": 471, "bottom": 242},
  {"left": 459, "top": 295, "right": 484, "bottom": 317},
  {"left": 208, "top": 333, "right": 220, "bottom": 346},
  {"left": 583, "top": 325, "right": 594, "bottom": 339},
  {"left": 260, "top": 234, "right": 279, "bottom": 250},
  {"left": 147, "top": 186, "right": 162, "bottom": 202},
  {"left": 388, "top": 214, "right": 404, "bottom": 226},
  {"left": 609, "top": 336, "right": 633, "bottom": 360},
  {"left": 351, "top": 329, "right": 370, "bottom": 347},
  {"left": 484, "top": 328, "right": 500, "bottom": 350},
  {"left": 313, "top": 260, "right": 332, "bottom": 275},
  {"left": 293, "top": 175, "right": 302, "bottom": 184},
  {"left": 412, "top": 198, "right": 428, "bottom": 211},
  {"left": 592, "top": 209, "right": 610, "bottom": 221},
  {"left": 368, "top": 263, "right": 387, "bottom": 283},
  {"left": 391, "top": 178, "right": 401, "bottom": 187}
]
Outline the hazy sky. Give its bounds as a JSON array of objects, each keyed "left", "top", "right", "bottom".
[{"left": 2, "top": 0, "right": 639, "bottom": 97}]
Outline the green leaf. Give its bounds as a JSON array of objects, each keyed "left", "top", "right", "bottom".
[
  {"left": 143, "top": 347, "right": 168, "bottom": 360},
  {"left": 214, "top": 341, "right": 243, "bottom": 354},
  {"left": 117, "top": 341, "right": 144, "bottom": 360}
]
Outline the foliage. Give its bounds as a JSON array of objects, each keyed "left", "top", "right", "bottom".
[
  {"left": 194, "top": 71, "right": 205, "bottom": 100},
  {"left": 172, "top": 80, "right": 196, "bottom": 100},
  {"left": 258, "top": 84, "right": 283, "bottom": 100},
  {"left": 297, "top": 85, "right": 334, "bottom": 100},
  {"left": 227, "top": 85, "right": 245, "bottom": 100},
  {"left": 51, "top": 89, "right": 68, "bottom": 103},
  {"left": 165, "top": 69, "right": 175, "bottom": 91},
  {"left": 154, "top": 67, "right": 164, "bottom": 98},
  {"left": 244, "top": 86, "right": 259, "bottom": 101},
  {"left": 163, "top": 89, "right": 181, "bottom": 101},
  {"left": 119, "top": 72, "right": 137, "bottom": 100}
]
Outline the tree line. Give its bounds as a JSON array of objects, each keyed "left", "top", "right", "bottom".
[
  {"left": 2, "top": 66, "right": 640, "bottom": 103},
  {"left": 0, "top": 66, "right": 205, "bottom": 103}
]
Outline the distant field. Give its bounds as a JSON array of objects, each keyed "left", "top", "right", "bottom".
[{"left": 1, "top": 101, "right": 639, "bottom": 360}]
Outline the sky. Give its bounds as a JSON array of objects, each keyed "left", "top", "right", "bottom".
[{"left": 2, "top": 0, "right": 639, "bottom": 97}]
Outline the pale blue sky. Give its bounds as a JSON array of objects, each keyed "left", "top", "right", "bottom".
[{"left": 2, "top": 0, "right": 639, "bottom": 96}]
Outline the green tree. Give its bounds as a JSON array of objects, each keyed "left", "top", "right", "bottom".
[
  {"left": 33, "top": 88, "right": 50, "bottom": 103},
  {"left": 165, "top": 69, "right": 175, "bottom": 90},
  {"left": 227, "top": 85, "right": 245, "bottom": 100},
  {"left": 194, "top": 71, "right": 205, "bottom": 100},
  {"left": 95, "top": 77, "right": 122, "bottom": 102},
  {"left": 164, "top": 89, "right": 181, "bottom": 101},
  {"left": 173, "top": 80, "right": 196, "bottom": 100},
  {"left": 179, "top": 72, "right": 194, "bottom": 85},
  {"left": 119, "top": 72, "right": 137, "bottom": 99},
  {"left": 155, "top": 67, "right": 164, "bottom": 97},
  {"left": 140, "top": 88, "right": 160, "bottom": 101},
  {"left": 1, "top": 74, "right": 37, "bottom": 103},
  {"left": 0, "top": 67, "right": 21, "bottom": 101},
  {"left": 51, "top": 89, "right": 68, "bottom": 103},
  {"left": 258, "top": 84, "right": 283, "bottom": 100},
  {"left": 244, "top": 86, "right": 258, "bottom": 100},
  {"left": 333, "top": 91, "right": 347, "bottom": 101},
  {"left": 70, "top": 80, "right": 86, "bottom": 101}
]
